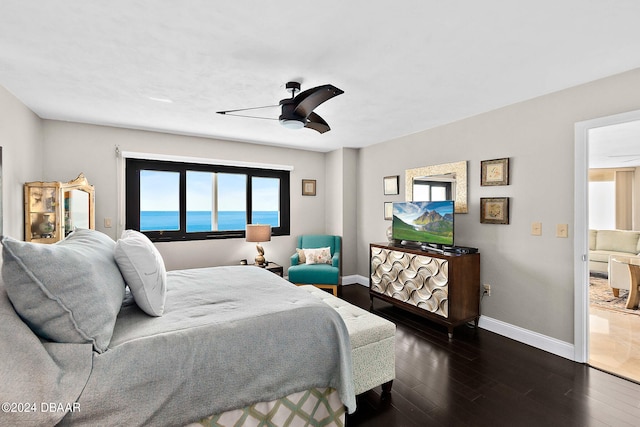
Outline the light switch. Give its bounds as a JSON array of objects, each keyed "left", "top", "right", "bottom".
[
  {"left": 531, "top": 222, "right": 542, "bottom": 236},
  {"left": 104, "top": 218, "right": 112, "bottom": 228},
  {"left": 556, "top": 224, "right": 568, "bottom": 238}
]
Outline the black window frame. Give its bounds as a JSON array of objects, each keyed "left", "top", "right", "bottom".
[{"left": 125, "top": 158, "right": 290, "bottom": 242}]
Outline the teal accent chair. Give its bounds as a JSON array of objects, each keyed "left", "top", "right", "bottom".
[{"left": 288, "top": 235, "right": 341, "bottom": 296}]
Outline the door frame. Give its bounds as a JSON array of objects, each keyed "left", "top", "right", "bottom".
[{"left": 574, "top": 108, "right": 640, "bottom": 363}]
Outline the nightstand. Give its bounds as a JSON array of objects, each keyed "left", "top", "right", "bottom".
[{"left": 250, "top": 262, "right": 283, "bottom": 277}]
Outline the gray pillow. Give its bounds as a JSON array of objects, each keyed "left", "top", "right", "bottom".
[{"left": 1, "top": 229, "right": 125, "bottom": 353}]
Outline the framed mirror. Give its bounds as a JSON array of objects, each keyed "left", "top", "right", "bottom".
[
  {"left": 63, "top": 174, "right": 95, "bottom": 237},
  {"left": 405, "top": 161, "right": 468, "bottom": 213}
]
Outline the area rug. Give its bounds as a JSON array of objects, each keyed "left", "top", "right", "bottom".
[{"left": 589, "top": 275, "right": 639, "bottom": 316}]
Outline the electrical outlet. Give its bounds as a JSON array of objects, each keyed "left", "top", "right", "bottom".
[
  {"left": 483, "top": 284, "right": 491, "bottom": 296},
  {"left": 104, "top": 217, "right": 112, "bottom": 228}
]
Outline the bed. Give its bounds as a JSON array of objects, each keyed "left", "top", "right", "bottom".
[{"left": 0, "top": 229, "right": 355, "bottom": 426}]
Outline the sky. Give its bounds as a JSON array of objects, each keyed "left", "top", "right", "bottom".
[
  {"left": 393, "top": 201, "right": 454, "bottom": 223},
  {"left": 139, "top": 170, "right": 279, "bottom": 211}
]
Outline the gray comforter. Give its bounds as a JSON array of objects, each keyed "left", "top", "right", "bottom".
[{"left": 0, "top": 266, "right": 355, "bottom": 426}]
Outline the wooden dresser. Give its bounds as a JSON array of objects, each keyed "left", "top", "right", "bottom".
[{"left": 369, "top": 243, "right": 480, "bottom": 339}]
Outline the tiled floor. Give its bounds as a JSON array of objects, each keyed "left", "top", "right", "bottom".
[{"left": 589, "top": 306, "right": 640, "bottom": 383}]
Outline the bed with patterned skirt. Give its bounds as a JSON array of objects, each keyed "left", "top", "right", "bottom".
[
  {"left": 67, "top": 266, "right": 355, "bottom": 426},
  {"left": 0, "top": 260, "right": 355, "bottom": 426},
  {"left": 193, "top": 387, "right": 345, "bottom": 427}
]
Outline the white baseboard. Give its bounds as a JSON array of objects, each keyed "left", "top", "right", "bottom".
[
  {"left": 341, "top": 276, "right": 575, "bottom": 360},
  {"left": 342, "top": 274, "right": 369, "bottom": 286},
  {"left": 479, "top": 315, "right": 575, "bottom": 360},
  {"left": 342, "top": 274, "right": 575, "bottom": 360}
]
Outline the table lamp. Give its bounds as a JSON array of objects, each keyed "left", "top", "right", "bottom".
[{"left": 246, "top": 224, "right": 271, "bottom": 266}]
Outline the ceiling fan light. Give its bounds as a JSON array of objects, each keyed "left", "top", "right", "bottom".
[
  {"left": 279, "top": 118, "right": 305, "bottom": 129},
  {"left": 279, "top": 100, "right": 305, "bottom": 130}
]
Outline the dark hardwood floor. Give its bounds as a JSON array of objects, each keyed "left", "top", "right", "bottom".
[{"left": 341, "top": 285, "right": 640, "bottom": 427}]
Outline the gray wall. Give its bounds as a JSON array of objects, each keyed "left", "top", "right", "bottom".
[
  {"left": 341, "top": 148, "right": 358, "bottom": 276},
  {"left": 3, "top": 67, "right": 640, "bottom": 346},
  {"left": 40, "top": 121, "right": 327, "bottom": 271},
  {"left": 0, "top": 86, "right": 43, "bottom": 239},
  {"left": 325, "top": 148, "right": 358, "bottom": 276},
  {"left": 325, "top": 149, "right": 343, "bottom": 237},
  {"left": 357, "top": 68, "right": 640, "bottom": 343}
]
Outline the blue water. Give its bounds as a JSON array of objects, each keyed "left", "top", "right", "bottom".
[{"left": 140, "top": 211, "right": 279, "bottom": 232}]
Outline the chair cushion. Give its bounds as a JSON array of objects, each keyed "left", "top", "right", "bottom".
[
  {"left": 288, "top": 263, "right": 339, "bottom": 285},
  {"left": 589, "top": 229, "right": 597, "bottom": 251},
  {"left": 595, "top": 230, "right": 640, "bottom": 253}
]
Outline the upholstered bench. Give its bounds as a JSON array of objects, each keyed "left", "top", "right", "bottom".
[{"left": 300, "top": 285, "right": 396, "bottom": 395}]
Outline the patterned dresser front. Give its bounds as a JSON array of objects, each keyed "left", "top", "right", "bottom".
[
  {"left": 369, "top": 243, "right": 480, "bottom": 339},
  {"left": 370, "top": 246, "right": 449, "bottom": 318}
]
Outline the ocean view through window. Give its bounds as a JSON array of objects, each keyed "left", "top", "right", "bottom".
[
  {"left": 126, "top": 157, "right": 290, "bottom": 241},
  {"left": 140, "top": 210, "right": 279, "bottom": 231}
]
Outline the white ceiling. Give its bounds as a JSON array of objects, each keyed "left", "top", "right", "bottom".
[
  {"left": 1, "top": 1, "right": 640, "bottom": 154},
  {"left": 590, "top": 120, "right": 640, "bottom": 169}
]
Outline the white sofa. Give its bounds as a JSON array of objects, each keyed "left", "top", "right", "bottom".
[{"left": 589, "top": 229, "right": 640, "bottom": 274}]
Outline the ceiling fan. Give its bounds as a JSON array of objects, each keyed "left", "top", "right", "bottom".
[{"left": 216, "top": 82, "right": 344, "bottom": 134}]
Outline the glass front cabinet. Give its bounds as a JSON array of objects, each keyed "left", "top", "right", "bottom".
[{"left": 24, "top": 173, "right": 95, "bottom": 243}]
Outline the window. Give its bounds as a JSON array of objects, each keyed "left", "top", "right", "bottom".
[
  {"left": 125, "top": 158, "right": 290, "bottom": 241},
  {"left": 413, "top": 180, "right": 453, "bottom": 202}
]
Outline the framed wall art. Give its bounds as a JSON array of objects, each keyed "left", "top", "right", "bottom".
[
  {"left": 384, "top": 202, "right": 393, "bottom": 220},
  {"left": 383, "top": 175, "right": 399, "bottom": 195},
  {"left": 480, "top": 197, "right": 510, "bottom": 224},
  {"left": 481, "top": 158, "right": 509, "bottom": 186},
  {"left": 302, "top": 179, "right": 316, "bottom": 196}
]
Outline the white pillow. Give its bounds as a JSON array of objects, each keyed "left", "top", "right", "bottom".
[
  {"left": 114, "top": 230, "right": 167, "bottom": 316},
  {"left": 296, "top": 248, "right": 307, "bottom": 264},
  {"left": 304, "top": 247, "right": 332, "bottom": 265}
]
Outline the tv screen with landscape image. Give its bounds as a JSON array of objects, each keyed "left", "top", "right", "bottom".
[{"left": 392, "top": 200, "right": 454, "bottom": 246}]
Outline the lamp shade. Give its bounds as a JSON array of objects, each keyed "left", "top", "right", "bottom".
[{"left": 246, "top": 224, "right": 271, "bottom": 242}]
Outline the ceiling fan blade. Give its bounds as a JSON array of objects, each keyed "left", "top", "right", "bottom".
[
  {"left": 217, "top": 113, "right": 279, "bottom": 121},
  {"left": 293, "top": 84, "right": 344, "bottom": 118},
  {"left": 305, "top": 112, "right": 331, "bottom": 134},
  {"left": 216, "top": 104, "right": 279, "bottom": 115}
]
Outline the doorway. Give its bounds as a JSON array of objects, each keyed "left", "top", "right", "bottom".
[{"left": 574, "top": 109, "right": 640, "bottom": 382}]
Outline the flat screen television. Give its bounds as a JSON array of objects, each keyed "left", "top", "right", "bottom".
[{"left": 392, "top": 201, "right": 454, "bottom": 247}]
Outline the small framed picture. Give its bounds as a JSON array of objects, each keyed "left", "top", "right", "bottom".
[
  {"left": 383, "top": 175, "right": 399, "bottom": 195},
  {"left": 384, "top": 202, "right": 393, "bottom": 220},
  {"left": 481, "top": 158, "right": 510, "bottom": 186},
  {"left": 302, "top": 179, "right": 316, "bottom": 196},
  {"left": 480, "top": 197, "right": 510, "bottom": 224}
]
